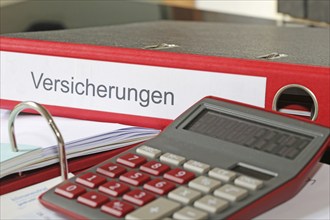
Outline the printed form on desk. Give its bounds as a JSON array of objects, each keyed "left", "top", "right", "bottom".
[{"left": 0, "top": 174, "right": 74, "bottom": 219}]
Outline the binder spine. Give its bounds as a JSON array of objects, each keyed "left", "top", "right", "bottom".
[{"left": 1, "top": 37, "right": 329, "bottom": 128}]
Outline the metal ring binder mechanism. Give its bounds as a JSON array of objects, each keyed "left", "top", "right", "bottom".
[{"left": 8, "top": 101, "right": 69, "bottom": 180}]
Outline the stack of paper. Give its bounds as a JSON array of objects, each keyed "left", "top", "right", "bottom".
[
  {"left": 1, "top": 143, "right": 41, "bottom": 178},
  {"left": 1, "top": 127, "right": 159, "bottom": 178},
  {"left": 0, "top": 109, "right": 160, "bottom": 179}
]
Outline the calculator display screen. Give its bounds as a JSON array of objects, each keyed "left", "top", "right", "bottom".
[{"left": 184, "top": 110, "right": 312, "bottom": 159}]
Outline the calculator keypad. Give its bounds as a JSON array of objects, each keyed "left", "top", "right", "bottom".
[
  {"left": 98, "top": 181, "right": 130, "bottom": 197},
  {"left": 194, "top": 195, "right": 229, "bottom": 214},
  {"left": 140, "top": 161, "right": 170, "bottom": 176},
  {"left": 119, "top": 170, "right": 150, "bottom": 186},
  {"left": 126, "top": 197, "right": 181, "bottom": 220},
  {"left": 117, "top": 153, "right": 147, "bottom": 168},
  {"left": 164, "top": 168, "right": 196, "bottom": 184},
  {"left": 173, "top": 206, "right": 208, "bottom": 220},
  {"left": 208, "top": 168, "right": 237, "bottom": 182},
  {"left": 234, "top": 175, "right": 264, "bottom": 190},
  {"left": 168, "top": 186, "right": 202, "bottom": 204},
  {"left": 101, "top": 200, "right": 135, "bottom": 218},
  {"left": 96, "top": 162, "right": 126, "bottom": 178},
  {"left": 183, "top": 160, "right": 211, "bottom": 174},
  {"left": 143, "top": 178, "right": 176, "bottom": 195},
  {"left": 75, "top": 172, "right": 106, "bottom": 188},
  {"left": 53, "top": 145, "right": 265, "bottom": 219},
  {"left": 160, "top": 153, "right": 186, "bottom": 166},
  {"left": 214, "top": 184, "right": 248, "bottom": 202},
  {"left": 136, "top": 145, "right": 162, "bottom": 159},
  {"left": 77, "top": 191, "right": 109, "bottom": 208},
  {"left": 188, "top": 176, "right": 221, "bottom": 193},
  {"left": 54, "top": 182, "right": 86, "bottom": 199},
  {"left": 122, "top": 189, "right": 156, "bottom": 206}
]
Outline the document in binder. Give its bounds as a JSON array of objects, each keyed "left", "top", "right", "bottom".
[
  {"left": 1, "top": 21, "right": 329, "bottom": 129},
  {"left": 0, "top": 108, "right": 159, "bottom": 195}
]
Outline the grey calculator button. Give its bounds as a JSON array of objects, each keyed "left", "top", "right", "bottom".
[
  {"left": 188, "top": 176, "right": 221, "bottom": 193},
  {"left": 168, "top": 186, "right": 202, "bottom": 205},
  {"left": 214, "top": 184, "right": 248, "bottom": 202},
  {"left": 194, "top": 195, "right": 229, "bottom": 214},
  {"left": 160, "top": 153, "right": 186, "bottom": 166},
  {"left": 136, "top": 145, "right": 161, "bottom": 159},
  {"left": 183, "top": 160, "right": 210, "bottom": 174},
  {"left": 125, "top": 198, "right": 181, "bottom": 220},
  {"left": 173, "top": 206, "right": 208, "bottom": 220},
  {"left": 234, "top": 176, "right": 264, "bottom": 190},
  {"left": 208, "top": 168, "right": 237, "bottom": 182}
]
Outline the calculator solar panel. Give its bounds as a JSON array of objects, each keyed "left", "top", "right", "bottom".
[{"left": 39, "top": 97, "right": 330, "bottom": 219}]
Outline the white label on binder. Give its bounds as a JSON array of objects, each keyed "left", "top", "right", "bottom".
[{"left": 1, "top": 51, "right": 266, "bottom": 119}]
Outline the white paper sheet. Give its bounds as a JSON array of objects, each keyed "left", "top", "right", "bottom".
[
  {"left": 256, "top": 164, "right": 330, "bottom": 219},
  {"left": 0, "top": 109, "right": 129, "bottom": 148},
  {"left": 0, "top": 109, "right": 160, "bottom": 178},
  {"left": 0, "top": 174, "right": 74, "bottom": 220}
]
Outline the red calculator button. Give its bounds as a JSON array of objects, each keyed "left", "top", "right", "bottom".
[
  {"left": 119, "top": 170, "right": 150, "bottom": 186},
  {"left": 76, "top": 172, "right": 106, "bottom": 188},
  {"left": 97, "top": 162, "right": 126, "bottom": 178},
  {"left": 101, "top": 200, "right": 134, "bottom": 218},
  {"left": 77, "top": 191, "right": 109, "bottom": 208},
  {"left": 99, "top": 181, "right": 130, "bottom": 197},
  {"left": 55, "top": 182, "right": 86, "bottom": 199},
  {"left": 116, "top": 153, "right": 147, "bottom": 168},
  {"left": 164, "top": 168, "right": 195, "bottom": 184},
  {"left": 143, "top": 178, "right": 176, "bottom": 195},
  {"left": 123, "top": 189, "right": 156, "bottom": 206},
  {"left": 140, "top": 161, "right": 170, "bottom": 176}
]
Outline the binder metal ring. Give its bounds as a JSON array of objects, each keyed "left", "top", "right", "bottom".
[
  {"left": 272, "top": 84, "right": 318, "bottom": 121},
  {"left": 8, "top": 101, "right": 68, "bottom": 180}
]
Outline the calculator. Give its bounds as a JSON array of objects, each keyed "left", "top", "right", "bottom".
[{"left": 39, "top": 97, "right": 330, "bottom": 219}]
